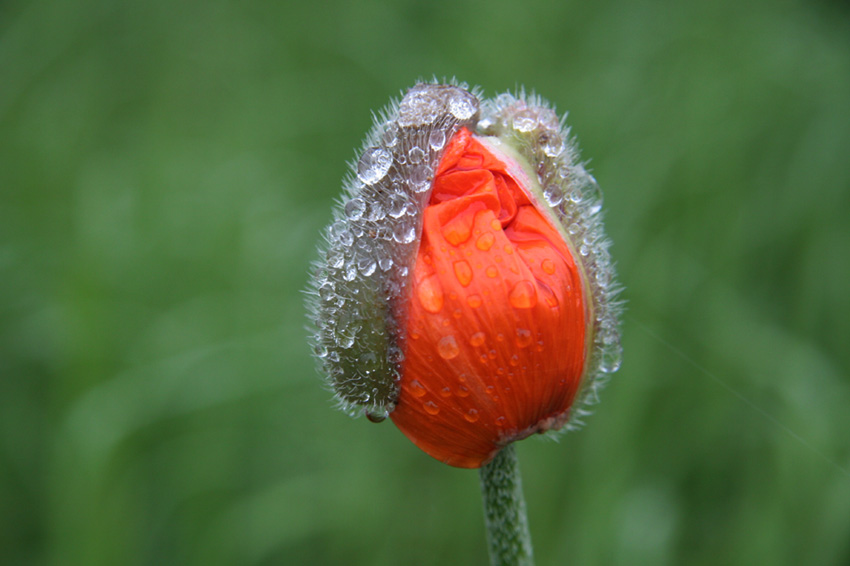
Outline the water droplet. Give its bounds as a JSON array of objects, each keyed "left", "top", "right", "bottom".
[
  {"left": 543, "top": 185, "right": 563, "bottom": 207},
  {"left": 515, "top": 328, "right": 533, "bottom": 348},
  {"left": 408, "top": 165, "right": 431, "bottom": 192},
  {"left": 408, "top": 146, "right": 426, "bottom": 165},
  {"left": 387, "top": 193, "right": 409, "bottom": 218},
  {"left": 541, "top": 258, "right": 556, "bottom": 274},
  {"left": 509, "top": 354, "right": 520, "bottom": 367},
  {"left": 495, "top": 415, "right": 506, "bottom": 427},
  {"left": 453, "top": 260, "right": 473, "bottom": 287},
  {"left": 467, "top": 294, "right": 482, "bottom": 308},
  {"left": 382, "top": 122, "right": 399, "bottom": 148},
  {"left": 429, "top": 129, "right": 446, "bottom": 151},
  {"left": 418, "top": 274, "right": 444, "bottom": 313},
  {"left": 476, "top": 232, "right": 495, "bottom": 251},
  {"left": 312, "top": 343, "right": 328, "bottom": 358},
  {"left": 366, "top": 201, "right": 385, "bottom": 222},
  {"left": 338, "top": 229, "right": 354, "bottom": 247},
  {"left": 464, "top": 409, "right": 480, "bottom": 423},
  {"left": 343, "top": 262, "right": 357, "bottom": 281},
  {"left": 449, "top": 92, "right": 477, "bottom": 120},
  {"left": 437, "top": 335, "right": 460, "bottom": 360},
  {"left": 470, "top": 332, "right": 486, "bottom": 347},
  {"left": 513, "top": 114, "right": 537, "bottom": 133},
  {"left": 366, "top": 409, "right": 387, "bottom": 423},
  {"left": 357, "top": 147, "right": 393, "bottom": 185},
  {"left": 357, "top": 255, "right": 377, "bottom": 276},
  {"left": 509, "top": 280, "right": 538, "bottom": 309},
  {"left": 318, "top": 282, "right": 335, "bottom": 302},
  {"left": 599, "top": 342, "right": 623, "bottom": 373},
  {"left": 345, "top": 197, "right": 366, "bottom": 220},
  {"left": 327, "top": 248, "right": 344, "bottom": 269},
  {"left": 410, "top": 379, "right": 427, "bottom": 397},
  {"left": 486, "top": 266, "right": 499, "bottom": 278},
  {"left": 540, "top": 132, "right": 565, "bottom": 157},
  {"left": 379, "top": 257, "right": 393, "bottom": 272},
  {"left": 393, "top": 222, "right": 417, "bottom": 244},
  {"left": 338, "top": 328, "right": 356, "bottom": 349},
  {"left": 423, "top": 400, "right": 440, "bottom": 415},
  {"left": 440, "top": 386, "right": 452, "bottom": 397},
  {"left": 457, "top": 385, "right": 470, "bottom": 397}
]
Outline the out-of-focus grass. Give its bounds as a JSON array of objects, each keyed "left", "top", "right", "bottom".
[{"left": 1, "top": 0, "right": 849, "bottom": 564}]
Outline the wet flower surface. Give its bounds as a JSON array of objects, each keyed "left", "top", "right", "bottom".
[
  {"left": 308, "top": 83, "right": 621, "bottom": 468},
  {"left": 390, "top": 127, "right": 588, "bottom": 467}
]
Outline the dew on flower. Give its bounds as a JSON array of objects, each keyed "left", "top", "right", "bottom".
[
  {"left": 476, "top": 232, "right": 495, "bottom": 251},
  {"left": 423, "top": 400, "right": 440, "bottom": 415},
  {"left": 486, "top": 266, "right": 498, "bottom": 278},
  {"left": 437, "top": 335, "right": 460, "bottom": 360},
  {"left": 408, "top": 146, "right": 426, "bottom": 165},
  {"left": 366, "top": 201, "right": 385, "bottom": 222},
  {"left": 378, "top": 257, "right": 393, "bottom": 271},
  {"left": 343, "top": 262, "right": 357, "bottom": 281},
  {"left": 417, "top": 274, "right": 444, "bottom": 313},
  {"left": 515, "top": 328, "right": 533, "bottom": 348},
  {"left": 357, "top": 147, "right": 393, "bottom": 185},
  {"left": 449, "top": 93, "right": 477, "bottom": 120},
  {"left": 599, "top": 341, "right": 623, "bottom": 373},
  {"left": 509, "top": 280, "right": 538, "bottom": 309},
  {"left": 366, "top": 410, "right": 388, "bottom": 423},
  {"left": 540, "top": 132, "right": 565, "bottom": 157},
  {"left": 467, "top": 294, "right": 482, "bottom": 308},
  {"left": 357, "top": 255, "right": 377, "bottom": 276},
  {"left": 410, "top": 379, "right": 427, "bottom": 397},
  {"left": 453, "top": 260, "right": 473, "bottom": 286},
  {"left": 429, "top": 129, "right": 446, "bottom": 151},
  {"left": 440, "top": 386, "right": 452, "bottom": 397},
  {"left": 345, "top": 197, "right": 366, "bottom": 220},
  {"left": 543, "top": 185, "right": 564, "bottom": 207},
  {"left": 388, "top": 193, "right": 409, "bottom": 218},
  {"left": 541, "top": 258, "right": 556, "bottom": 275},
  {"left": 469, "top": 332, "right": 486, "bottom": 347},
  {"left": 464, "top": 408, "right": 480, "bottom": 423},
  {"left": 393, "top": 222, "right": 417, "bottom": 244}
]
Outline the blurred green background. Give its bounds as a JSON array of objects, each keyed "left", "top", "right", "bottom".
[{"left": 2, "top": 0, "right": 849, "bottom": 564}]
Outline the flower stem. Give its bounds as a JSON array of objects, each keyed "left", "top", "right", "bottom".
[{"left": 479, "top": 444, "right": 534, "bottom": 566}]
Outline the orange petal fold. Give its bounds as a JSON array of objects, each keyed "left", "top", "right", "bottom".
[{"left": 390, "top": 127, "right": 588, "bottom": 468}]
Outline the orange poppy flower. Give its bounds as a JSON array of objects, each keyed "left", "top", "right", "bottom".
[
  {"left": 390, "top": 127, "right": 588, "bottom": 467},
  {"left": 308, "top": 83, "right": 621, "bottom": 469}
]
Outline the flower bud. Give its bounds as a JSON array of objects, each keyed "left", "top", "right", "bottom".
[{"left": 307, "top": 82, "right": 621, "bottom": 467}]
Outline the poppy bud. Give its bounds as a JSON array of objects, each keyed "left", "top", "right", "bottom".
[{"left": 308, "top": 82, "right": 621, "bottom": 468}]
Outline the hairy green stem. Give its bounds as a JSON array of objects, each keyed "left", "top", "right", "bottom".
[{"left": 479, "top": 444, "right": 534, "bottom": 566}]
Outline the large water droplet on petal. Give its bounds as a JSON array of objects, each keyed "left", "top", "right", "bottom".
[
  {"left": 476, "top": 232, "right": 495, "bottom": 251},
  {"left": 417, "top": 274, "right": 444, "bottom": 313},
  {"left": 509, "top": 280, "right": 538, "bottom": 309},
  {"left": 437, "top": 335, "right": 460, "bottom": 360},
  {"left": 515, "top": 328, "right": 533, "bottom": 348},
  {"left": 469, "top": 332, "right": 486, "bottom": 347},
  {"left": 453, "top": 260, "right": 473, "bottom": 287},
  {"left": 423, "top": 400, "right": 440, "bottom": 415}
]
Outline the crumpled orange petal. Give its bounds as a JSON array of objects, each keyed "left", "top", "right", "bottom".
[{"left": 390, "top": 127, "right": 588, "bottom": 468}]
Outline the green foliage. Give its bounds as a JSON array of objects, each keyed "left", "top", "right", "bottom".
[{"left": 1, "top": 0, "right": 849, "bottom": 564}]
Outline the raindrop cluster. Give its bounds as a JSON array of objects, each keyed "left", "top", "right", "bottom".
[{"left": 307, "top": 82, "right": 480, "bottom": 416}]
